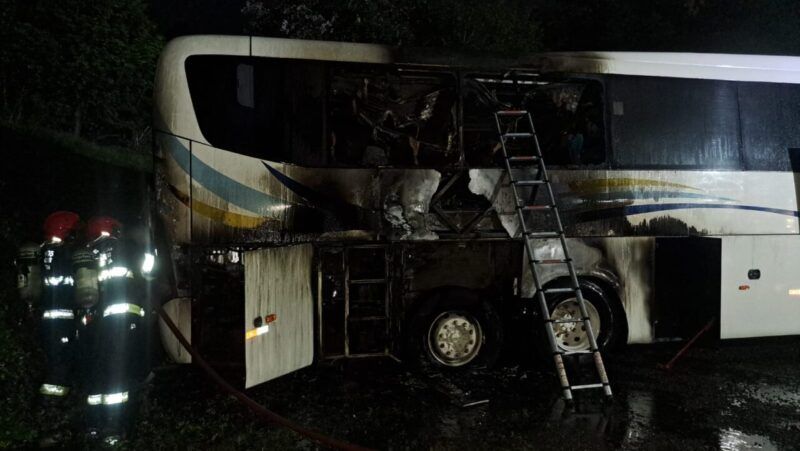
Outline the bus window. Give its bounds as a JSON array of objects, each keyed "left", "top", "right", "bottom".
[
  {"left": 236, "top": 64, "right": 255, "bottom": 108},
  {"left": 185, "top": 56, "right": 325, "bottom": 164},
  {"left": 738, "top": 82, "right": 800, "bottom": 171},
  {"left": 462, "top": 75, "right": 605, "bottom": 167},
  {"left": 608, "top": 76, "right": 742, "bottom": 169},
  {"left": 528, "top": 80, "right": 605, "bottom": 166},
  {"left": 327, "top": 65, "right": 458, "bottom": 167}
]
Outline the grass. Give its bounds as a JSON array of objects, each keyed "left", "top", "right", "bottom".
[{"left": 0, "top": 122, "right": 152, "bottom": 174}]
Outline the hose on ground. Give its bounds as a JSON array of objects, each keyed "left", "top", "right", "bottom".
[{"left": 156, "top": 305, "right": 373, "bottom": 451}]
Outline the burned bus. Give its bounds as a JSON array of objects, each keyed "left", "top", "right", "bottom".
[{"left": 153, "top": 36, "right": 800, "bottom": 388}]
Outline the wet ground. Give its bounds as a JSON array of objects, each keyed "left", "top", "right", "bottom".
[{"left": 127, "top": 339, "right": 800, "bottom": 450}]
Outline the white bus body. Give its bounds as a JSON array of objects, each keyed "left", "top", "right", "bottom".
[{"left": 153, "top": 35, "right": 800, "bottom": 386}]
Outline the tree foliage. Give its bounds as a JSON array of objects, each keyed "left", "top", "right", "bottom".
[
  {"left": 240, "top": 0, "right": 800, "bottom": 56},
  {"left": 0, "top": 0, "right": 162, "bottom": 148},
  {"left": 1, "top": 0, "right": 797, "bottom": 154},
  {"left": 241, "top": 0, "right": 541, "bottom": 55},
  {"left": 533, "top": 0, "right": 800, "bottom": 54}
]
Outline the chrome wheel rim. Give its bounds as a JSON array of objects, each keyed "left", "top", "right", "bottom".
[
  {"left": 427, "top": 311, "right": 483, "bottom": 367},
  {"left": 551, "top": 298, "right": 601, "bottom": 352}
]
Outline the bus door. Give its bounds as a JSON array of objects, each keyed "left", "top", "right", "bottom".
[
  {"left": 243, "top": 244, "right": 314, "bottom": 388},
  {"left": 654, "top": 237, "right": 721, "bottom": 341},
  {"left": 317, "top": 244, "right": 391, "bottom": 358}
]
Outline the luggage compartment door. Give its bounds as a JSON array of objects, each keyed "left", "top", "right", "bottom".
[
  {"left": 654, "top": 237, "right": 721, "bottom": 340},
  {"left": 244, "top": 244, "right": 314, "bottom": 388}
]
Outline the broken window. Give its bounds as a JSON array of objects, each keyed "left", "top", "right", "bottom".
[
  {"left": 327, "top": 65, "right": 459, "bottom": 167},
  {"left": 185, "top": 56, "right": 604, "bottom": 169},
  {"left": 462, "top": 74, "right": 606, "bottom": 167}
]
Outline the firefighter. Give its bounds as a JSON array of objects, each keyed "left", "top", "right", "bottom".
[
  {"left": 81, "top": 216, "right": 152, "bottom": 444},
  {"left": 15, "top": 241, "right": 42, "bottom": 316},
  {"left": 36, "top": 211, "right": 83, "bottom": 443}
]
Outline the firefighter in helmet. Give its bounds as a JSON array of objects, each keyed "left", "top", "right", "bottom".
[
  {"left": 24, "top": 213, "right": 154, "bottom": 446},
  {"left": 34, "top": 211, "right": 83, "bottom": 443},
  {"left": 80, "top": 216, "right": 153, "bottom": 444}
]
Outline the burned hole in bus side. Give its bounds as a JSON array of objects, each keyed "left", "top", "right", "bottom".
[
  {"left": 462, "top": 73, "right": 606, "bottom": 167},
  {"left": 318, "top": 246, "right": 390, "bottom": 357},
  {"left": 184, "top": 56, "right": 606, "bottom": 168}
]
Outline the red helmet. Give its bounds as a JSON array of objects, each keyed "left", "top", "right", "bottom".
[
  {"left": 43, "top": 211, "right": 81, "bottom": 242},
  {"left": 86, "top": 216, "right": 122, "bottom": 240}
]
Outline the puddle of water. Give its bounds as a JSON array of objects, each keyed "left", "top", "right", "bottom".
[
  {"left": 620, "top": 390, "right": 655, "bottom": 447},
  {"left": 747, "top": 383, "right": 800, "bottom": 408},
  {"left": 719, "top": 428, "right": 779, "bottom": 451}
]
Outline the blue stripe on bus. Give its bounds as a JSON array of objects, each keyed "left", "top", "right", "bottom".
[
  {"left": 573, "top": 203, "right": 800, "bottom": 223},
  {"left": 262, "top": 162, "right": 368, "bottom": 215},
  {"left": 167, "top": 137, "right": 290, "bottom": 215}
]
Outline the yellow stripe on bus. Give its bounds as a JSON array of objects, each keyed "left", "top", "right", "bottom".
[
  {"left": 568, "top": 178, "right": 700, "bottom": 194},
  {"left": 170, "top": 184, "right": 274, "bottom": 229}
]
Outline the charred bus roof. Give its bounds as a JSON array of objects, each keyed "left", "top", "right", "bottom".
[{"left": 159, "top": 35, "right": 800, "bottom": 80}]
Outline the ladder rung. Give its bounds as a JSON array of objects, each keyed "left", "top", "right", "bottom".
[
  {"left": 520, "top": 204, "right": 554, "bottom": 211},
  {"left": 513, "top": 180, "right": 547, "bottom": 186},
  {"left": 524, "top": 231, "right": 562, "bottom": 238},
  {"left": 533, "top": 258, "right": 571, "bottom": 264},
  {"left": 496, "top": 110, "right": 528, "bottom": 116},
  {"left": 549, "top": 318, "right": 585, "bottom": 324},
  {"left": 563, "top": 350, "right": 592, "bottom": 355},
  {"left": 507, "top": 156, "right": 539, "bottom": 163},
  {"left": 349, "top": 278, "right": 387, "bottom": 285},
  {"left": 503, "top": 132, "right": 534, "bottom": 139},
  {"left": 571, "top": 383, "right": 605, "bottom": 391},
  {"left": 543, "top": 287, "right": 576, "bottom": 295}
]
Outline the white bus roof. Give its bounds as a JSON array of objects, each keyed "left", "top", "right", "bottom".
[
  {"left": 160, "top": 35, "right": 800, "bottom": 84},
  {"left": 535, "top": 51, "right": 800, "bottom": 84}
]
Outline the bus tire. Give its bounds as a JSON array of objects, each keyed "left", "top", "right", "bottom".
[
  {"left": 407, "top": 288, "right": 503, "bottom": 371},
  {"left": 544, "top": 278, "right": 624, "bottom": 353}
]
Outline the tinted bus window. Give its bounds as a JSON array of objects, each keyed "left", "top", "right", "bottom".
[
  {"left": 738, "top": 82, "right": 800, "bottom": 171},
  {"left": 185, "top": 55, "right": 325, "bottom": 164},
  {"left": 609, "top": 76, "right": 742, "bottom": 169}
]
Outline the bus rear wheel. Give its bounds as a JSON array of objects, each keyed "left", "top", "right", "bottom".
[
  {"left": 544, "top": 279, "right": 624, "bottom": 352},
  {"left": 408, "top": 289, "right": 503, "bottom": 371}
]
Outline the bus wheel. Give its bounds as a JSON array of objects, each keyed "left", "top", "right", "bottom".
[
  {"left": 545, "top": 279, "right": 623, "bottom": 352},
  {"left": 409, "top": 289, "right": 503, "bottom": 370}
]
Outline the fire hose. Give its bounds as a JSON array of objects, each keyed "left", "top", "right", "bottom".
[{"left": 156, "top": 306, "right": 373, "bottom": 451}]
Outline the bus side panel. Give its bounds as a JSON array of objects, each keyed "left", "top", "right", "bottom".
[
  {"left": 244, "top": 244, "right": 314, "bottom": 388},
  {"left": 155, "top": 133, "right": 193, "bottom": 246},
  {"left": 597, "top": 237, "right": 655, "bottom": 344},
  {"left": 721, "top": 235, "right": 800, "bottom": 339},
  {"left": 529, "top": 237, "right": 653, "bottom": 345}
]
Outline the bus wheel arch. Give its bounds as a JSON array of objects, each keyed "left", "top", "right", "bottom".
[
  {"left": 542, "top": 276, "right": 627, "bottom": 351},
  {"left": 405, "top": 286, "right": 503, "bottom": 370}
]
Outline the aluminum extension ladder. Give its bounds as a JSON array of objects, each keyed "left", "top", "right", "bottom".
[{"left": 493, "top": 110, "right": 612, "bottom": 401}]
